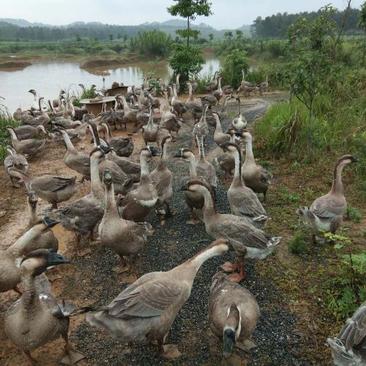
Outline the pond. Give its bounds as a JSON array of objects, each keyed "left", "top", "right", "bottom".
[{"left": 0, "top": 58, "right": 221, "bottom": 113}]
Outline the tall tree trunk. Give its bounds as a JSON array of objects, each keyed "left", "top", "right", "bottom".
[{"left": 187, "top": 16, "right": 190, "bottom": 48}]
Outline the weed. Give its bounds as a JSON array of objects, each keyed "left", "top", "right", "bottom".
[
  {"left": 346, "top": 205, "right": 362, "bottom": 223},
  {"left": 288, "top": 230, "right": 309, "bottom": 255}
]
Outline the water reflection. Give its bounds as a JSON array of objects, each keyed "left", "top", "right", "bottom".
[{"left": 0, "top": 58, "right": 220, "bottom": 112}]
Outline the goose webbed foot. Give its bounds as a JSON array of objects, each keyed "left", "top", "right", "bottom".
[
  {"left": 24, "top": 350, "right": 37, "bottom": 365},
  {"left": 221, "top": 261, "right": 238, "bottom": 272},
  {"left": 227, "top": 264, "right": 246, "bottom": 283},
  {"left": 160, "top": 344, "right": 182, "bottom": 360},
  {"left": 116, "top": 256, "right": 130, "bottom": 274},
  {"left": 61, "top": 338, "right": 85, "bottom": 365}
]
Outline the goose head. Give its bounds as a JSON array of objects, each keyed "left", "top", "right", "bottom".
[
  {"left": 223, "top": 304, "right": 241, "bottom": 358},
  {"left": 337, "top": 155, "right": 357, "bottom": 165},
  {"left": 20, "top": 248, "right": 69, "bottom": 277},
  {"left": 140, "top": 146, "right": 159, "bottom": 160},
  {"left": 174, "top": 148, "right": 194, "bottom": 160},
  {"left": 220, "top": 142, "right": 240, "bottom": 155},
  {"left": 103, "top": 169, "right": 113, "bottom": 188}
]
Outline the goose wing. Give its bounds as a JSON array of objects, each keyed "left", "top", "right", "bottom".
[
  {"left": 107, "top": 273, "right": 188, "bottom": 319},
  {"left": 339, "top": 303, "right": 366, "bottom": 350},
  {"left": 310, "top": 194, "right": 346, "bottom": 219},
  {"left": 33, "top": 176, "right": 75, "bottom": 192}
]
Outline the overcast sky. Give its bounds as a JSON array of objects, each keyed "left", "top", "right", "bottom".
[{"left": 1, "top": 0, "right": 364, "bottom": 29}]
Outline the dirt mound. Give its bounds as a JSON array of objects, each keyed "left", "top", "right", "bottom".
[{"left": 0, "top": 61, "right": 31, "bottom": 70}]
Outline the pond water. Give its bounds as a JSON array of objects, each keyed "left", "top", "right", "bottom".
[{"left": 0, "top": 58, "right": 220, "bottom": 113}]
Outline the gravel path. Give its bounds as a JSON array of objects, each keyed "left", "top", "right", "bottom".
[{"left": 71, "top": 95, "right": 308, "bottom": 366}]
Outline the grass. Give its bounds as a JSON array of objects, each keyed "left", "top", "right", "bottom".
[{"left": 0, "top": 115, "right": 19, "bottom": 160}]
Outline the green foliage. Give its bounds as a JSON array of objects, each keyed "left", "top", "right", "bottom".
[
  {"left": 359, "top": 1, "right": 366, "bottom": 31},
  {"left": 346, "top": 206, "right": 363, "bottom": 223},
  {"left": 221, "top": 49, "right": 248, "bottom": 88},
  {"left": 130, "top": 30, "right": 172, "bottom": 57},
  {"left": 288, "top": 230, "right": 309, "bottom": 255},
  {"left": 0, "top": 115, "right": 19, "bottom": 161},
  {"left": 169, "top": 44, "right": 204, "bottom": 82},
  {"left": 79, "top": 86, "right": 97, "bottom": 100}
]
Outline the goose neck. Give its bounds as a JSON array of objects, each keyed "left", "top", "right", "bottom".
[
  {"left": 62, "top": 132, "right": 77, "bottom": 153},
  {"left": 140, "top": 155, "right": 150, "bottom": 177},
  {"left": 8, "top": 224, "right": 45, "bottom": 257},
  {"left": 20, "top": 272, "right": 39, "bottom": 309},
  {"left": 104, "top": 182, "right": 119, "bottom": 217},
  {"left": 244, "top": 137, "right": 255, "bottom": 163},
  {"left": 232, "top": 149, "right": 242, "bottom": 187},
  {"left": 331, "top": 162, "right": 346, "bottom": 195}
]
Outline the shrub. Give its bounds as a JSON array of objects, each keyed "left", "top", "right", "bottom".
[
  {"left": 221, "top": 49, "right": 248, "bottom": 88},
  {"left": 0, "top": 115, "right": 19, "bottom": 161},
  {"left": 131, "top": 30, "right": 173, "bottom": 58},
  {"left": 288, "top": 230, "right": 309, "bottom": 255},
  {"left": 346, "top": 206, "right": 362, "bottom": 223}
]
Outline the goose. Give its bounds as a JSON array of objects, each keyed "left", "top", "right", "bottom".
[
  {"left": 7, "top": 127, "right": 46, "bottom": 158},
  {"left": 237, "top": 70, "right": 254, "bottom": 93},
  {"left": 209, "top": 272, "right": 260, "bottom": 357},
  {"left": 150, "top": 136, "right": 174, "bottom": 220},
  {"left": 106, "top": 150, "right": 141, "bottom": 177},
  {"left": 181, "top": 180, "right": 281, "bottom": 282},
  {"left": 99, "top": 170, "right": 153, "bottom": 270},
  {"left": 11, "top": 125, "right": 47, "bottom": 140},
  {"left": 297, "top": 155, "right": 357, "bottom": 241},
  {"left": 174, "top": 148, "right": 206, "bottom": 224},
  {"left": 213, "top": 112, "right": 231, "bottom": 146},
  {"left": 327, "top": 301, "right": 366, "bottom": 365},
  {"left": 4, "top": 249, "right": 85, "bottom": 365},
  {"left": 0, "top": 219, "right": 59, "bottom": 293},
  {"left": 213, "top": 77, "right": 224, "bottom": 104},
  {"left": 185, "top": 81, "right": 202, "bottom": 121},
  {"left": 216, "top": 129, "right": 241, "bottom": 179},
  {"left": 88, "top": 124, "right": 131, "bottom": 195},
  {"left": 142, "top": 107, "right": 159, "bottom": 145},
  {"left": 9, "top": 169, "right": 77, "bottom": 209},
  {"left": 192, "top": 104, "right": 209, "bottom": 144},
  {"left": 100, "top": 106, "right": 125, "bottom": 130},
  {"left": 259, "top": 75, "right": 269, "bottom": 95},
  {"left": 196, "top": 134, "right": 217, "bottom": 190},
  {"left": 119, "top": 146, "right": 159, "bottom": 222},
  {"left": 59, "top": 129, "right": 90, "bottom": 179},
  {"left": 26, "top": 98, "right": 50, "bottom": 127},
  {"left": 220, "top": 143, "right": 267, "bottom": 227},
  {"left": 231, "top": 98, "right": 247, "bottom": 132},
  {"left": 4, "top": 146, "right": 29, "bottom": 187},
  {"left": 119, "top": 95, "right": 138, "bottom": 128},
  {"left": 171, "top": 84, "right": 187, "bottom": 117},
  {"left": 86, "top": 239, "right": 232, "bottom": 359},
  {"left": 26, "top": 191, "right": 59, "bottom": 252},
  {"left": 206, "top": 71, "right": 219, "bottom": 92},
  {"left": 241, "top": 131, "right": 271, "bottom": 200},
  {"left": 100, "top": 122, "right": 134, "bottom": 157}
]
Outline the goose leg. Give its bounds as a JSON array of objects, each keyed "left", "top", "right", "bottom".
[
  {"left": 186, "top": 208, "right": 200, "bottom": 225},
  {"left": 117, "top": 255, "right": 130, "bottom": 274},
  {"left": 60, "top": 334, "right": 85, "bottom": 365},
  {"left": 24, "top": 350, "right": 37, "bottom": 365},
  {"left": 159, "top": 339, "right": 182, "bottom": 360},
  {"left": 227, "top": 258, "right": 246, "bottom": 283}
]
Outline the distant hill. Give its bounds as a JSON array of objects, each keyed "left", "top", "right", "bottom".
[{"left": 0, "top": 18, "right": 251, "bottom": 41}]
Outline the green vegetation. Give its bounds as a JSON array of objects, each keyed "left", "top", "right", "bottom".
[
  {"left": 346, "top": 205, "right": 363, "bottom": 223},
  {"left": 130, "top": 30, "right": 172, "bottom": 57},
  {"left": 0, "top": 111, "right": 19, "bottom": 160},
  {"left": 288, "top": 230, "right": 309, "bottom": 255},
  {"left": 221, "top": 49, "right": 248, "bottom": 89},
  {"left": 168, "top": 0, "right": 212, "bottom": 84}
]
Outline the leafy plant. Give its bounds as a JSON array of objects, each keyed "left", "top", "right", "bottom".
[
  {"left": 346, "top": 206, "right": 363, "bottom": 223},
  {"left": 288, "top": 230, "right": 309, "bottom": 255},
  {"left": 221, "top": 49, "right": 248, "bottom": 88}
]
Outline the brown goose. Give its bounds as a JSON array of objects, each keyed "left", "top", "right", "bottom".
[
  {"left": 327, "top": 301, "right": 366, "bottom": 365},
  {"left": 119, "top": 147, "right": 159, "bottom": 222},
  {"left": 99, "top": 170, "right": 153, "bottom": 270},
  {"left": 100, "top": 122, "right": 134, "bottom": 157},
  {"left": 182, "top": 181, "right": 280, "bottom": 282},
  {"left": 142, "top": 107, "right": 159, "bottom": 145},
  {"left": 174, "top": 148, "right": 211, "bottom": 225},
  {"left": 231, "top": 98, "right": 247, "bottom": 133},
  {"left": 192, "top": 105, "right": 209, "bottom": 144},
  {"left": 221, "top": 142, "right": 267, "bottom": 227},
  {"left": 150, "top": 136, "right": 174, "bottom": 220},
  {"left": 7, "top": 127, "right": 46, "bottom": 158},
  {"left": 0, "top": 219, "right": 59, "bottom": 293},
  {"left": 4, "top": 249, "right": 84, "bottom": 365},
  {"left": 86, "top": 239, "right": 232, "bottom": 359},
  {"left": 26, "top": 192, "right": 59, "bottom": 252},
  {"left": 298, "top": 155, "right": 357, "bottom": 240},
  {"left": 12, "top": 125, "right": 47, "bottom": 140},
  {"left": 213, "top": 112, "right": 230, "bottom": 146},
  {"left": 4, "top": 147, "right": 29, "bottom": 187},
  {"left": 209, "top": 272, "right": 260, "bottom": 357},
  {"left": 59, "top": 129, "right": 90, "bottom": 179},
  {"left": 196, "top": 134, "right": 217, "bottom": 190},
  {"left": 241, "top": 131, "right": 271, "bottom": 200},
  {"left": 9, "top": 169, "right": 77, "bottom": 209}
]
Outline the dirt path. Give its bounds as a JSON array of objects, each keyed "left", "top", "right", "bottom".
[{"left": 0, "top": 93, "right": 309, "bottom": 366}]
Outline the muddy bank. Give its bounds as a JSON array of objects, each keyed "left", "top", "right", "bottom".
[{"left": 0, "top": 60, "right": 31, "bottom": 70}]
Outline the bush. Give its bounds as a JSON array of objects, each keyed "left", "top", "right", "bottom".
[
  {"left": 288, "top": 230, "right": 309, "bottom": 255},
  {"left": 0, "top": 115, "right": 19, "bottom": 161},
  {"left": 221, "top": 49, "right": 248, "bottom": 88},
  {"left": 130, "top": 30, "right": 172, "bottom": 58},
  {"left": 169, "top": 44, "right": 204, "bottom": 84}
]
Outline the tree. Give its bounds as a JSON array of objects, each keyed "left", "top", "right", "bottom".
[
  {"left": 360, "top": 1, "right": 366, "bottom": 63},
  {"left": 221, "top": 49, "right": 248, "bottom": 88},
  {"left": 167, "top": 0, "right": 212, "bottom": 47},
  {"left": 208, "top": 33, "right": 214, "bottom": 42}
]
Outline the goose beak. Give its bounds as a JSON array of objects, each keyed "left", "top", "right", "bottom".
[
  {"left": 148, "top": 146, "right": 160, "bottom": 157},
  {"left": 47, "top": 251, "right": 70, "bottom": 267},
  {"left": 351, "top": 156, "right": 358, "bottom": 163},
  {"left": 43, "top": 217, "right": 59, "bottom": 228},
  {"left": 223, "top": 328, "right": 236, "bottom": 358},
  {"left": 174, "top": 151, "right": 182, "bottom": 158}
]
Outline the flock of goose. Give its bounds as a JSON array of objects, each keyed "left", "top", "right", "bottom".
[{"left": 0, "top": 72, "right": 363, "bottom": 365}]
